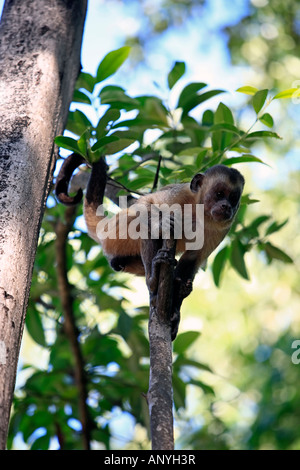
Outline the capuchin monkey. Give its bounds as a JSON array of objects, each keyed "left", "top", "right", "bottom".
[{"left": 56, "top": 154, "right": 244, "bottom": 339}]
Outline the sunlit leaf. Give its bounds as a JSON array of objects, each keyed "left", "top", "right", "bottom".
[
  {"left": 273, "top": 88, "right": 299, "bottom": 99},
  {"left": 236, "top": 86, "right": 258, "bottom": 96},
  {"left": 252, "top": 89, "right": 268, "bottom": 114},
  {"left": 96, "top": 46, "right": 130, "bottom": 83},
  {"left": 259, "top": 112, "right": 274, "bottom": 128}
]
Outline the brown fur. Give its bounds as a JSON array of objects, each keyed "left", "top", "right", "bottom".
[{"left": 83, "top": 168, "right": 244, "bottom": 276}]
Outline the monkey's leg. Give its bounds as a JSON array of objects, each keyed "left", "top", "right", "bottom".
[
  {"left": 170, "top": 252, "right": 199, "bottom": 340},
  {"left": 110, "top": 255, "right": 144, "bottom": 275}
]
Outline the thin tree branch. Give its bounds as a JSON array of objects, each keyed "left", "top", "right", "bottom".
[
  {"left": 147, "top": 237, "right": 176, "bottom": 450},
  {"left": 55, "top": 206, "right": 91, "bottom": 450}
]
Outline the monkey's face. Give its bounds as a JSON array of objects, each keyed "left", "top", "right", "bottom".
[{"left": 204, "top": 183, "right": 242, "bottom": 224}]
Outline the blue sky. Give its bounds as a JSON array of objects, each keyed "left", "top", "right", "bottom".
[
  {"left": 0, "top": 0, "right": 249, "bottom": 96},
  {"left": 80, "top": 0, "right": 249, "bottom": 97}
]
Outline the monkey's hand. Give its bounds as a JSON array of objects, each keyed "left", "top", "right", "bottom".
[
  {"left": 170, "top": 278, "right": 193, "bottom": 341},
  {"left": 147, "top": 248, "right": 177, "bottom": 294}
]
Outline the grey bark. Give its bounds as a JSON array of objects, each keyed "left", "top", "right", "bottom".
[
  {"left": 147, "top": 238, "right": 176, "bottom": 450},
  {"left": 0, "top": 0, "right": 87, "bottom": 449}
]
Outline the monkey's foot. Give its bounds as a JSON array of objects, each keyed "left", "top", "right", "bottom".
[
  {"left": 170, "top": 309, "right": 180, "bottom": 341},
  {"left": 147, "top": 248, "right": 177, "bottom": 294},
  {"left": 175, "top": 277, "right": 193, "bottom": 299},
  {"left": 170, "top": 279, "right": 193, "bottom": 340}
]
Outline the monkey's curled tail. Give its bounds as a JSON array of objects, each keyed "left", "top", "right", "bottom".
[
  {"left": 55, "top": 153, "right": 108, "bottom": 242},
  {"left": 55, "top": 153, "right": 86, "bottom": 205}
]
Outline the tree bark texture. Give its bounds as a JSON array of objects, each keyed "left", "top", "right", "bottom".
[
  {"left": 0, "top": 0, "right": 87, "bottom": 449},
  {"left": 147, "top": 239, "right": 176, "bottom": 450}
]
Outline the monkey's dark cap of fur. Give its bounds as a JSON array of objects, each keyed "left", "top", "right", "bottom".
[{"left": 205, "top": 164, "right": 245, "bottom": 186}]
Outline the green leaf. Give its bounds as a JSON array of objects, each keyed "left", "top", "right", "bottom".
[
  {"left": 77, "top": 132, "right": 88, "bottom": 156},
  {"left": 168, "top": 61, "right": 186, "bottom": 89},
  {"left": 91, "top": 135, "right": 120, "bottom": 152},
  {"left": 173, "top": 331, "right": 200, "bottom": 354},
  {"left": 212, "top": 102, "right": 235, "bottom": 151},
  {"left": 96, "top": 46, "right": 130, "bottom": 83},
  {"left": 173, "top": 356, "right": 212, "bottom": 372},
  {"left": 223, "top": 154, "right": 266, "bottom": 166},
  {"left": 25, "top": 309, "right": 47, "bottom": 347},
  {"left": 54, "top": 136, "right": 83, "bottom": 155},
  {"left": 113, "top": 117, "right": 166, "bottom": 130},
  {"left": 215, "top": 102, "right": 234, "bottom": 125},
  {"left": 236, "top": 86, "right": 259, "bottom": 96},
  {"left": 212, "top": 246, "right": 229, "bottom": 287},
  {"left": 196, "top": 149, "right": 208, "bottom": 167},
  {"left": 117, "top": 312, "right": 133, "bottom": 340},
  {"left": 177, "top": 82, "right": 207, "bottom": 109},
  {"left": 210, "top": 122, "right": 241, "bottom": 135},
  {"left": 252, "top": 89, "right": 268, "bottom": 114},
  {"left": 100, "top": 88, "right": 140, "bottom": 110},
  {"left": 202, "top": 109, "right": 214, "bottom": 126},
  {"left": 182, "top": 89, "right": 225, "bottom": 115},
  {"left": 105, "top": 138, "right": 136, "bottom": 155},
  {"left": 92, "top": 131, "right": 137, "bottom": 155},
  {"left": 241, "top": 194, "right": 260, "bottom": 205},
  {"left": 265, "top": 219, "right": 288, "bottom": 236},
  {"left": 263, "top": 242, "right": 293, "bottom": 263},
  {"left": 65, "top": 110, "right": 92, "bottom": 136},
  {"left": 31, "top": 434, "right": 50, "bottom": 451},
  {"left": 230, "top": 240, "right": 249, "bottom": 280},
  {"left": 96, "top": 108, "right": 121, "bottom": 138},
  {"left": 250, "top": 215, "right": 271, "bottom": 231},
  {"left": 72, "top": 89, "right": 92, "bottom": 105},
  {"left": 273, "top": 88, "right": 299, "bottom": 100},
  {"left": 138, "top": 96, "right": 169, "bottom": 125},
  {"left": 259, "top": 112, "right": 274, "bottom": 128},
  {"left": 245, "top": 130, "right": 281, "bottom": 140},
  {"left": 75, "top": 72, "right": 95, "bottom": 94}
]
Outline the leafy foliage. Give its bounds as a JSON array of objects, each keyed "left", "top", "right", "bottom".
[{"left": 9, "top": 47, "right": 294, "bottom": 450}]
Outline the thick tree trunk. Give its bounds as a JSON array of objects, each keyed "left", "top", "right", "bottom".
[{"left": 0, "top": 0, "right": 87, "bottom": 449}]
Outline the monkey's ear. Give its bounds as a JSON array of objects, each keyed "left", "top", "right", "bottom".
[{"left": 190, "top": 173, "right": 204, "bottom": 192}]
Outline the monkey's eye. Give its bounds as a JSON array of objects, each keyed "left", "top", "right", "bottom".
[
  {"left": 216, "top": 191, "right": 225, "bottom": 200},
  {"left": 229, "top": 191, "right": 240, "bottom": 206}
]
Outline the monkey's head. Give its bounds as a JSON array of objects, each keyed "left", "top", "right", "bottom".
[{"left": 190, "top": 165, "right": 245, "bottom": 227}]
